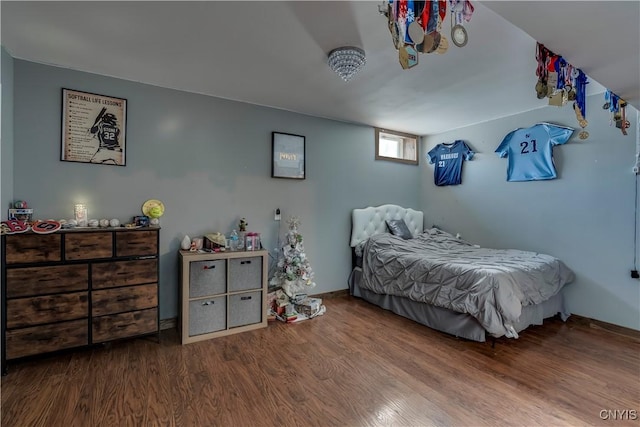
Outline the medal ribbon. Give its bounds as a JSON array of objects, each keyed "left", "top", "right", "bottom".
[
  {"left": 564, "top": 63, "right": 573, "bottom": 87},
  {"left": 427, "top": 0, "right": 439, "bottom": 33},
  {"left": 535, "top": 43, "right": 549, "bottom": 81},
  {"left": 398, "top": 0, "right": 408, "bottom": 44},
  {"left": 449, "top": 0, "right": 461, "bottom": 25},
  {"left": 574, "top": 69, "right": 588, "bottom": 119},
  {"left": 448, "top": 0, "right": 468, "bottom": 26},
  {"left": 414, "top": 0, "right": 426, "bottom": 30},
  {"left": 462, "top": 0, "right": 474, "bottom": 22},
  {"left": 556, "top": 58, "right": 567, "bottom": 90},
  {"left": 439, "top": 0, "right": 447, "bottom": 22},
  {"left": 422, "top": 0, "right": 431, "bottom": 30}
]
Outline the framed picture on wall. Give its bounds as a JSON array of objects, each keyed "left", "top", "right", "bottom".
[
  {"left": 272, "top": 132, "right": 305, "bottom": 179},
  {"left": 61, "top": 88, "right": 127, "bottom": 166}
]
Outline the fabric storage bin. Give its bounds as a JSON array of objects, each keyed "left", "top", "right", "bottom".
[
  {"left": 228, "top": 291, "right": 262, "bottom": 328},
  {"left": 189, "top": 260, "right": 226, "bottom": 298},
  {"left": 189, "top": 296, "right": 226, "bottom": 336},
  {"left": 228, "top": 257, "right": 262, "bottom": 292}
]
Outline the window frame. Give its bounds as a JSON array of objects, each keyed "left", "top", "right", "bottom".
[{"left": 374, "top": 128, "right": 419, "bottom": 165}]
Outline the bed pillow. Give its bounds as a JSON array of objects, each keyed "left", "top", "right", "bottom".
[{"left": 386, "top": 219, "right": 413, "bottom": 239}]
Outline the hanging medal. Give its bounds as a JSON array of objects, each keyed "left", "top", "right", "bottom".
[
  {"left": 574, "top": 69, "right": 588, "bottom": 122},
  {"left": 573, "top": 103, "right": 589, "bottom": 140},
  {"left": 388, "top": 0, "right": 401, "bottom": 49},
  {"left": 419, "top": 0, "right": 440, "bottom": 53},
  {"left": 603, "top": 90, "right": 612, "bottom": 110},
  {"left": 427, "top": 0, "right": 439, "bottom": 34},
  {"left": 535, "top": 43, "right": 548, "bottom": 99},
  {"left": 619, "top": 100, "right": 630, "bottom": 135},
  {"left": 435, "top": 0, "right": 449, "bottom": 54},
  {"left": 428, "top": 2, "right": 443, "bottom": 55},
  {"left": 397, "top": 0, "right": 416, "bottom": 67},
  {"left": 548, "top": 57, "right": 568, "bottom": 106},
  {"left": 450, "top": 0, "right": 472, "bottom": 47},
  {"left": 546, "top": 56, "right": 559, "bottom": 97},
  {"left": 408, "top": 0, "right": 426, "bottom": 44},
  {"left": 416, "top": 0, "right": 433, "bottom": 53},
  {"left": 450, "top": 1, "right": 467, "bottom": 47},
  {"left": 404, "top": 0, "right": 419, "bottom": 44},
  {"left": 572, "top": 70, "right": 589, "bottom": 140},
  {"left": 399, "top": 44, "right": 419, "bottom": 69}
]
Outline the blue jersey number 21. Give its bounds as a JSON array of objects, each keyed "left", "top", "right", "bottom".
[{"left": 520, "top": 139, "right": 537, "bottom": 154}]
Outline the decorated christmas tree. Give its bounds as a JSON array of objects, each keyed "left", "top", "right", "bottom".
[{"left": 270, "top": 216, "right": 316, "bottom": 297}]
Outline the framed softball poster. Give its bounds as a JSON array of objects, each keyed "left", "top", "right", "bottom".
[{"left": 61, "top": 88, "right": 127, "bottom": 166}]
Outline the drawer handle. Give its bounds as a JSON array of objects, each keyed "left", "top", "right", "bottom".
[
  {"left": 240, "top": 296, "right": 252, "bottom": 301},
  {"left": 240, "top": 260, "right": 251, "bottom": 265},
  {"left": 202, "top": 300, "right": 215, "bottom": 306},
  {"left": 203, "top": 265, "right": 216, "bottom": 270}
]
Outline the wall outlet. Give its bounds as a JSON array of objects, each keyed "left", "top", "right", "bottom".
[
  {"left": 274, "top": 208, "right": 281, "bottom": 221},
  {"left": 631, "top": 270, "right": 639, "bottom": 279}
]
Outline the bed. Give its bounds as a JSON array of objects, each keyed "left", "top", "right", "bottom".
[{"left": 348, "top": 204, "right": 574, "bottom": 342}]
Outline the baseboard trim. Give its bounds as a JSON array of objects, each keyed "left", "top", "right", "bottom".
[
  {"left": 160, "top": 317, "right": 177, "bottom": 331},
  {"left": 569, "top": 314, "right": 640, "bottom": 340},
  {"left": 311, "top": 289, "right": 349, "bottom": 299}
]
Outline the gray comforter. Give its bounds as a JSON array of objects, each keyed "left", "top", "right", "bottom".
[{"left": 361, "top": 228, "right": 575, "bottom": 338}]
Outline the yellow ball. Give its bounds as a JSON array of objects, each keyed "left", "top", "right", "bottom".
[{"left": 148, "top": 206, "right": 162, "bottom": 218}]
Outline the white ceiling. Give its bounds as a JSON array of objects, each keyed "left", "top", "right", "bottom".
[{"left": 1, "top": 1, "right": 638, "bottom": 136}]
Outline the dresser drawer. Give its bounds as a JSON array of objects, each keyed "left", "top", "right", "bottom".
[
  {"left": 190, "top": 260, "right": 226, "bottom": 297},
  {"left": 228, "top": 256, "right": 262, "bottom": 292},
  {"left": 6, "top": 264, "right": 88, "bottom": 298},
  {"left": 6, "top": 319, "right": 88, "bottom": 360},
  {"left": 115, "top": 230, "right": 157, "bottom": 257},
  {"left": 229, "top": 291, "right": 262, "bottom": 328},
  {"left": 5, "top": 234, "right": 61, "bottom": 264},
  {"left": 92, "top": 308, "right": 157, "bottom": 343},
  {"left": 65, "top": 232, "right": 113, "bottom": 260},
  {"left": 92, "top": 283, "right": 157, "bottom": 316},
  {"left": 92, "top": 259, "right": 158, "bottom": 289},
  {"left": 189, "top": 296, "right": 226, "bottom": 336},
  {"left": 6, "top": 292, "right": 88, "bottom": 329}
]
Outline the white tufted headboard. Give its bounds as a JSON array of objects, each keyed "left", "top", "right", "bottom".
[{"left": 350, "top": 204, "right": 424, "bottom": 247}]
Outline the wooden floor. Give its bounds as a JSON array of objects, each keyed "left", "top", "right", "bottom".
[{"left": 2, "top": 294, "right": 639, "bottom": 426}]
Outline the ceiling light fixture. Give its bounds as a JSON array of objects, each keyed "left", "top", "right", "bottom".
[{"left": 327, "top": 46, "right": 366, "bottom": 82}]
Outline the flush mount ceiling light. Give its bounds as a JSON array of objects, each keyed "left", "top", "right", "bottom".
[{"left": 327, "top": 46, "right": 366, "bottom": 82}]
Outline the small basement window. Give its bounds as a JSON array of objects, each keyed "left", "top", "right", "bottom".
[{"left": 375, "top": 128, "right": 418, "bottom": 165}]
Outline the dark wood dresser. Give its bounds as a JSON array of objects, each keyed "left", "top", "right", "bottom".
[{"left": 1, "top": 227, "right": 160, "bottom": 374}]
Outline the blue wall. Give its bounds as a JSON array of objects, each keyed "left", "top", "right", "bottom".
[
  {"left": 5, "top": 57, "right": 639, "bottom": 331},
  {"left": 421, "top": 96, "right": 640, "bottom": 331},
  {"left": 1, "top": 47, "right": 14, "bottom": 214},
  {"left": 10, "top": 59, "right": 420, "bottom": 320}
]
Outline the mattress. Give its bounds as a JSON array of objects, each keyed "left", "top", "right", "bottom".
[
  {"left": 349, "top": 266, "right": 569, "bottom": 342},
  {"left": 360, "top": 228, "right": 575, "bottom": 338}
]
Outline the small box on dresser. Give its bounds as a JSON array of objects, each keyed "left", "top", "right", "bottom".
[
  {"left": 1, "top": 227, "right": 160, "bottom": 374},
  {"left": 179, "top": 249, "right": 268, "bottom": 344}
]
